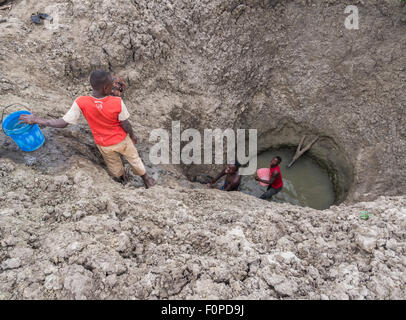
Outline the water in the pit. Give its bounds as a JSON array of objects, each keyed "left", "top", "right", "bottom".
[{"left": 240, "top": 149, "right": 335, "bottom": 210}]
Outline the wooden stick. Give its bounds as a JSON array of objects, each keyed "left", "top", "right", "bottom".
[
  {"left": 296, "top": 135, "right": 305, "bottom": 154},
  {"left": 288, "top": 136, "right": 319, "bottom": 168}
]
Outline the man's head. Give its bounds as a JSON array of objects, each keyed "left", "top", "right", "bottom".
[
  {"left": 225, "top": 161, "right": 241, "bottom": 174},
  {"left": 270, "top": 156, "right": 282, "bottom": 168},
  {"left": 90, "top": 70, "right": 113, "bottom": 96}
]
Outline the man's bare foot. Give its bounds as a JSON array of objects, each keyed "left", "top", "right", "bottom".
[{"left": 141, "top": 174, "right": 155, "bottom": 189}]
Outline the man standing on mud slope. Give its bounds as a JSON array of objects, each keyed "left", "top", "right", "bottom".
[
  {"left": 256, "top": 156, "right": 283, "bottom": 200},
  {"left": 19, "top": 70, "right": 155, "bottom": 189}
]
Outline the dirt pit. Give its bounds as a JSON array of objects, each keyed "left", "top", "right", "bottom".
[{"left": 0, "top": 0, "right": 405, "bottom": 300}]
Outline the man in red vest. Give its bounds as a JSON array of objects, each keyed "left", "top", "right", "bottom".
[
  {"left": 18, "top": 70, "right": 155, "bottom": 189},
  {"left": 256, "top": 156, "right": 283, "bottom": 200}
]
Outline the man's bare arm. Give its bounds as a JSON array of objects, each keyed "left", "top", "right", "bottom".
[
  {"left": 256, "top": 171, "right": 279, "bottom": 185},
  {"left": 18, "top": 114, "right": 68, "bottom": 128},
  {"left": 208, "top": 169, "right": 226, "bottom": 187},
  {"left": 120, "top": 120, "right": 137, "bottom": 144}
]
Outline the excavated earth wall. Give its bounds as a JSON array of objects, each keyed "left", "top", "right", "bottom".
[{"left": 0, "top": 0, "right": 405, "bottom": 299}]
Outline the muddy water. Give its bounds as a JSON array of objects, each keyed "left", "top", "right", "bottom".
[{"left": 240, "top": 149, "right": 335, "bottom": 210}]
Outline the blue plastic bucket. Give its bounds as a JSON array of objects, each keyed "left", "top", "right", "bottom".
[{"left": 2, "top": 110, "right": 45, "bottom": 152}]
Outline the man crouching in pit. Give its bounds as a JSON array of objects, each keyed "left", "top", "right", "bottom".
[
  {"left": 207, "top": 162, "right": 241, "bottom": 191},
  {"left": 19, "top": 70, "right": 155, "bottom": 189}
]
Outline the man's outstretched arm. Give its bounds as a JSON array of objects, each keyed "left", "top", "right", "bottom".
[
  {"left": 18, "top": 101, "right": 81, "bottom": 128},
  {"left": 18, "top": 114, "right": 69, "bottom": 128},
  {"left": 208, "top": 169, "right": 226, "bottom": 188}
]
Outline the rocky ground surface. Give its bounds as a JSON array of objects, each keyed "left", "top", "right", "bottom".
[
  {"left": 0, "top": 158, "right": 405, "bottom": 299},
  {"left": 0, "top": 0, "right": 405, "bottom": 299}
]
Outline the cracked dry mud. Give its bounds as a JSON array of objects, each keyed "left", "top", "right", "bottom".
[
  {"left": 0, "top": 158, "right": 405, "bottom": 299},
  {"left": 0, "top": 0, "right": 405, "bottom": 299}
]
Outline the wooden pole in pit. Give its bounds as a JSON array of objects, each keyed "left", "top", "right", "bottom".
[{"left": 288, "top": 135, "right": 319, "bottom": 168}]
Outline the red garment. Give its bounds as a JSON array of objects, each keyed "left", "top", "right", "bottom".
[
  {"left": 75, "top": 96, "right": 127, "bottom": 146},
  {"left": 111, "top": 76, "right": 127, "bottom": 97},
  {"left": 270, "top": 165, "right": 283, "bottom": 189}
]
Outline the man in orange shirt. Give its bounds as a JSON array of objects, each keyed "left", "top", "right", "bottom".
[{"left": 19, "top": 70, "right": 155, "bottom": 188}]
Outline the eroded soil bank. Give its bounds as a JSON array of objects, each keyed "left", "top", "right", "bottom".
[
  {"left": 0, "top": 158, "right": 405, "bottom": 299},
  {"left": 0, "top": 0, "right": 405, "bottom": 299}
]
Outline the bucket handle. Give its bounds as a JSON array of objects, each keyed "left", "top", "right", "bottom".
[{"left": 1, "top": 103, "right": 30, "bottom": 135}]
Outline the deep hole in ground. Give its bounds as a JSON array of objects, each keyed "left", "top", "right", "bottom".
[
  {"left": 185, "top": 123, "right": 354, "bottom": 208},
  {"left": 0, "top": 113, "right": 354, "bottom": 208}
]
